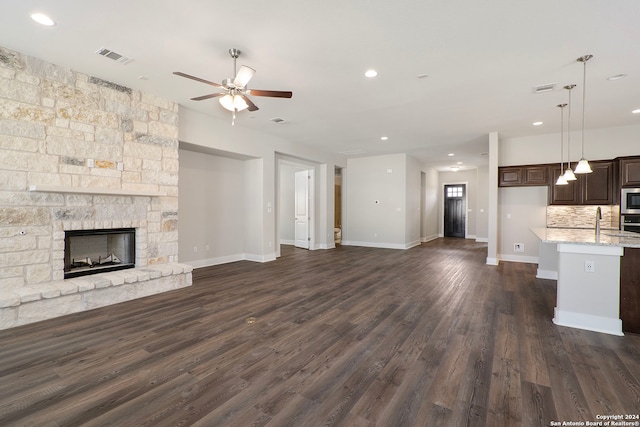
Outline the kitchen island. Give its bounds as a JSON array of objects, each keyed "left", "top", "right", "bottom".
[{"left": 531, "top": 227, "right": 640, "bottom": 336}]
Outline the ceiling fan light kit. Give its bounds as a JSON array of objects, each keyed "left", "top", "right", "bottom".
[{"left": 174, "top": 48, "right": 292, "bottom": 125}]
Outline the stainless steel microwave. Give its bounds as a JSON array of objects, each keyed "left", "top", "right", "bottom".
[{"left": 621, "top": 188, "right": 640, "bottom": 214}]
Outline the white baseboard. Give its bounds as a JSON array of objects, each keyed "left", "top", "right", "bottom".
[
  {"left": 279, "top": 239, "right": 295, "bottom": 245},
  {"left": 553, "top": 307, "right": 623, "bottom": 336},
  {"left": 341, "top": 240, "right": 417, "bottom": 250},
  {"left": 475, "top": 237, "right": 488, "bottom": 243},
  {"left": 466, "top": 234, "right": 477, "bottom": 240},
  {"left": 486, "top": 257, "right": 499, "bottom": 265},
  {"left": 186, "top": 252, "right": 276, "bottom": 268},
  {"left": 536, "top": 269, "right": 558, "bottom": 280},
  {"left": 498, "top": 254, "right": 539, "bottom": 264},
  {"left": 421, "top": 234, "right": 439, "bottom": 243}
]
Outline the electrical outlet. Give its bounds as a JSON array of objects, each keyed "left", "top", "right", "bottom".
[
  {"left": 514, "top": 243, "right": 524, "bottom": 252},
  {"left": 585, "top": 260, "right": 595, "bottom": 273},
  {"left": 193, "top": 246, "right": 198, "bottom": 253}
]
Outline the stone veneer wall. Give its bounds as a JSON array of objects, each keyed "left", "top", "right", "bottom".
[
  {"left": 0, "top": 46, "right": 180, "bottom": 309},
  {"left": 546, "top": 205, "right": 620, "bottom": 229}
]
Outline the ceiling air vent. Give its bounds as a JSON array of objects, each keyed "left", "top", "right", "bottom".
[
  {"left": 95, "top": 47, "right": 132, "bottom": 64},
  {"left": 533, "top": 83, "right": 556, "bottom": 94},
  {"left": 270, "top": 117, "right": 285, "bottom": 123}
]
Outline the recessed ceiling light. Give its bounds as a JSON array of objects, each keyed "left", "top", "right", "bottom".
[
  {"left": 380, "top": 136, "right": 388, "bottom": 141},
  {"left": 450, "top": 167, "right": 460, "bottom": 172},
  {"left": 533, "top": 121, "right": 543, "bottom": 126},
  {"left": 457, "top": 161, "right": 462, "bottom": 165},
  {"left": 633, "top": 109, "right": 640, "bottom": 114},
  {"left": 607, "top": 74, "right": 627, "bottom": 81},
  {"left": 448, "top": 153, "right": 455, "bottom": 157},
  {"left": 30, "top": 12, "right": 55, "bottom": 26},
  {"left": 364, "top": 69, "right": 378, "bottom": 78},
  {"left": 137, "top": 75, "right": 149, "bottom": 80}
]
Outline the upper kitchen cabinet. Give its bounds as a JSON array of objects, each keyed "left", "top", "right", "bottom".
[
  {"left": 549, "top": 167, "right": 579, "bottom": 204},
  {"left": 583, "top": 160, "right": 616, "bottom": 204},
  {"left": 549, "top": 160, "right": 616, "bottom": 205},
  {"left": 498, "top": 165, "right": 550, "bottom": 187},
  {"left": 619, "top": 157, "right": 640, "bottom": 187}
]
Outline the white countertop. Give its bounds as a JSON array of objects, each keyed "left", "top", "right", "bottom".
[{"left": 531, "top": 227, "right": 640, "bottom": 248}]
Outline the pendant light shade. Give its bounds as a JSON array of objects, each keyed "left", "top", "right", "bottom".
[
  {"left": 556, "top": 103, "right": 568, "bottom": 186},
  {"left": 562, "top": 85, "right": 577, "bottom": 181},
  {"left": 575, "top": 55, "right": 593, "bottom": 174}
]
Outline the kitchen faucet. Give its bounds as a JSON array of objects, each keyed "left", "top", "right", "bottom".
[{"left": 595, "top": 206, "right": 602, "bottom": 235}]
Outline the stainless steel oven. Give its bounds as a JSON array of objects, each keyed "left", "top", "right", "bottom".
[
  {"left": 621, "top": 188, "right": 640, "bottom": 214},
  {"left": 621, "top": 215, "right": 640, "bottom": 234}
]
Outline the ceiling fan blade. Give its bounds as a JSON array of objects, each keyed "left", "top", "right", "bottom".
[
  {"left": 173, "top": 72, "right": 222, "bottom": 87},
  {"left": 233, "top": 65, "right": 256, "bottom": 88},
  {"left": 247, "top": 89, "right": 293, "bottom": 98},
  {"left": 240, "top": 94, "right": 259, "bottom": 112},
  {"left": 190, "top": 93, "right": 225, "bottom": 101}
]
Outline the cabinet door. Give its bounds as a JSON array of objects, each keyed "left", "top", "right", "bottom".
[
  {"left": 620, "top": 158, "right": 640, "bottom": 187},
  {"left": 621, "top": 247, "right": 640, "bottom": 334},
  {"left": 549, "top": 167, "right": 579, "bottom": 205},
  {"left": 524, "top": 166, "right": 549, "bottom": 186},
  {"left": 498, "top": 167, "right": 522, "bottom": 187},
  {"left": 582, "top": 161, "right": 615, "bottom": 205}
]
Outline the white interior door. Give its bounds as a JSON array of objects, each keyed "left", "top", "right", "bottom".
[{"left": 294, "top": 170, "right": 310, "bottom": 249}]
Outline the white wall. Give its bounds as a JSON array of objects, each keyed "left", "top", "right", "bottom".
[
  {"left": 498, "top": 186, "right": 548, "bottom": 263},
  {"left": 178, "top": 149, "right": 245, "bottom": 266},
  {"left": 405, "top": 155, "right": 422, "bottom": 247},
  {"left": 421, "top": 167, "right": 439, "bottom": 241},
  {"left": 344, "top": 153, "right": 417, "bottom": 249},
  {"left": 500, "top": 124, "right": 640, "bottom": 166},
  {"left": 475, "top": 165, "right": 489, "bottom": 241}
]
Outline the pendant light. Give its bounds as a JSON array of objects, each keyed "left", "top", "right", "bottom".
[
  {"left": 563, "top": 85, "right": 577, "bottom": 181},
  {"left": 556, "top": 103, "right": 568, "bottom": 185},
  {"left": 574, "top": 54, "right": 593, "bottom": 174}
]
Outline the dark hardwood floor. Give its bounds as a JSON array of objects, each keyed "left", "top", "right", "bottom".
[{"left": 1, "top": 238, "right": 639, "bottom": 426}]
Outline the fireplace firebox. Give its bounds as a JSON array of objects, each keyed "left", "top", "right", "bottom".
[{"left": 64, "top": 228, "right": 136, "bottom": 279}]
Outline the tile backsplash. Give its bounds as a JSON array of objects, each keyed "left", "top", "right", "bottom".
[{"left": 546, "top": 205, "right": 620, "bottom": 229}]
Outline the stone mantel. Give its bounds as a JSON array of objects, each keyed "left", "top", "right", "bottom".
[{"left": 29, "top": 184, "right": 165, "bottom": 197}]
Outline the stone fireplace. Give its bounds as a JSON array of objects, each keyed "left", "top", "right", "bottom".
[
  {"left": 0, "top": 46, "right": 191, "bottom": 329},
  {"left": 64, "top": 228, "right": 136, "bottom": 278}
]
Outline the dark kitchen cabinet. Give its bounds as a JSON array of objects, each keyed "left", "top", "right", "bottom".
[
  {"left": 498, "top": 165, "right": 550, "bottom": 187},
  {"left": 549, "top": 167, "right": 579, "bottom": 204},
  {"left": 621, "top": 247, "right": 640, "bottom": 334},
  {"left": 498, "top": 167, "right": 522, "bottom": 186},
  {"left": 548, "top": 160, "right": 616, "bottom": 205},
  {"left": 620, "top": 157, "right": 640, "bottom": 187},
  {"left": 583, "top": 160, "right": 616, "bottom": 205}
]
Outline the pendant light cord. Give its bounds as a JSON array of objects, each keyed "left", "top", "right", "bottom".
[{"left": 581, "top": 59, "right": 587, "bottom": 158}]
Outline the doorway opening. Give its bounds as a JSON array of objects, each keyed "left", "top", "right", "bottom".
[
  {"left": 334, "top": 167, "right": 342, "bottom": 245},
  {"left": 276, "top": 157, "right": 316, "bottom": 257},
  {"left": 444, "top": 184, "right": 466, "bottom": 238}
]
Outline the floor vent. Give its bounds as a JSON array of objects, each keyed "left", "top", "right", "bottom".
[{"left": 95, "top": 47, "right": 133, "bottom": 64}]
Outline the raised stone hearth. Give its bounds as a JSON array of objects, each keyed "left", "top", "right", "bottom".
[{"left": 0, "top": 46, "right": 185, "bottom": 329}]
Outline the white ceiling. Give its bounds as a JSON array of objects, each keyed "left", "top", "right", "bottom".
[{"left": 2, "top": 1, "right": 639, "bottom": 170}]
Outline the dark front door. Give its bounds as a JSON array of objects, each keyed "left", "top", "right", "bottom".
[{"left": 444, "top": 184, "right": 466, "bottom": 238}]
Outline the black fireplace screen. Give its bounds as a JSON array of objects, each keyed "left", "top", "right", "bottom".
[{"left": 64, "top": 228, "right": 135, "bottom": 279}]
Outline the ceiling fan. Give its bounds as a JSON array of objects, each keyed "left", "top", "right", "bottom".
[{"left": 174, "top": 48, "right": 292, "bottom": 123}]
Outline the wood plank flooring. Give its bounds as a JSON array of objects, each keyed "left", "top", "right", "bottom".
[{"left": 1, "top": 238, "right": 640, "bottom": 426}]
